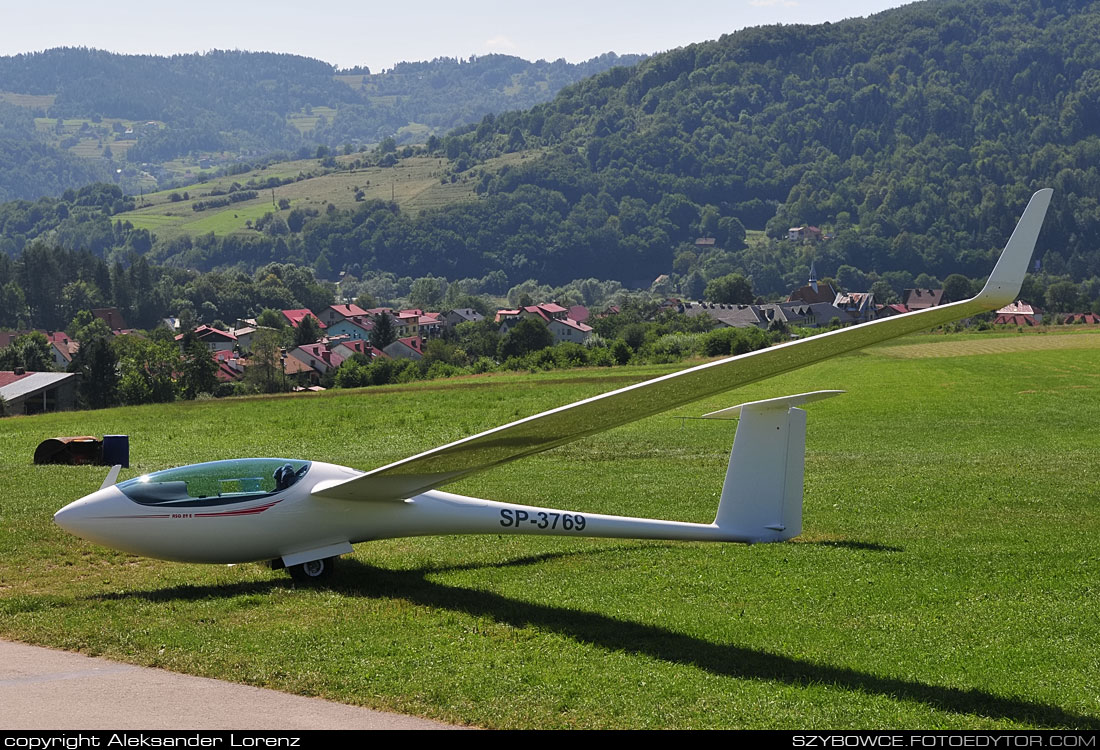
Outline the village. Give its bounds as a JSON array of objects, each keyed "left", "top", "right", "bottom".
[{"left": 2, "top": 264, "right": 1092, "bottom": 417}]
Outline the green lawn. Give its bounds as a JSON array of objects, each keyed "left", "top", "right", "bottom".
[{"left": 0, "top": 336, "right": 1097, "bottom": 728}]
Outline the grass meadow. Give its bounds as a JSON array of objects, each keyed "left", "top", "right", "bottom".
[
  {"left": 0, "top": 333, "right": 1097, "bottom": 728},
  {"left": 119, "top": 151, "right": 535, "bottom": 240}
]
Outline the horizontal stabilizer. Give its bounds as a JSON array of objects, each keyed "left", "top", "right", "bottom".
[{"left": 700, "top": 390, "right": 844, "bottom": 420}]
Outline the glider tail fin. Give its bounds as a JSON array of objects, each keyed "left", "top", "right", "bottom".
[{"left": 709, "top": 391, "right": 842, "bottom": 542}]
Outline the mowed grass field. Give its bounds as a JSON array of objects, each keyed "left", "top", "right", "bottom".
[{"left": 0, "top": 333, "right": 1097, "bottom": 728}]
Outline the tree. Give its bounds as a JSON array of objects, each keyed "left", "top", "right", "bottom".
[
  {"left": 0, "top": 332, "right": 54, "bottom": 372},
  {"left": 256, "top": 308, "right": 285, "bottom": 329},
  {"left": 703, "top": 273, "right": 754, "bottom": 304},
  {"left": 294, "top": 314, "right": 322, "bottom": 346},
  {"left": 70, "top": 333, "right": 118, "bottom": 409},
  {"left": 455, "top": 319, "right": 500, "bottom": 359},
  {"left": 1046, "top": 281, "right": 1081, "bottom": 313},
  {"left": 370, "top": 312, "right": 396, "bottom": 350},
  {"left": 870, "top": 280, "right": 899, "bottom": 305},
  {"left": 178, "top": 338, "right": 218, "bottom": 399},
  {"left": 117, "top": 337, "right": 177, "bottom": 405},
  {"left": 498, "top": 318, "right": 553, "bottom": 359},
  {"left": 244, "top": 328, "right": 286, "bottom": 393},
  {"left": 942, "top": 274, "right": 972, "bottom": 303}
]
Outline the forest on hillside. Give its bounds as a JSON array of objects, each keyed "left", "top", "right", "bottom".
[{"left": 0, "top": 50, "right": 642, "bottom": 200}]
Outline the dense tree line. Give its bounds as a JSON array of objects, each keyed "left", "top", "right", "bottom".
[{"left": 0, "top": 242, "right": 335, "bottom": 331}]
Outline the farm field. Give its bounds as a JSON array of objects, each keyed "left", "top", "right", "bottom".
[
  {"left": 0, "top": 334, "right": 1097, "bottom": 728},
  {"left": 118, "top": 150, "right": 536, "bottom": 241}
]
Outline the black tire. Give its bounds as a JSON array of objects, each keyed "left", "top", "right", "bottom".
[{"left": 287, "top": 556, "right": 336, "bottom": 584}]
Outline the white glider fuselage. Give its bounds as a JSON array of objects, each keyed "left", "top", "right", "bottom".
[{"left": 54, "top": 460, "right": 743, "bottom": 565}]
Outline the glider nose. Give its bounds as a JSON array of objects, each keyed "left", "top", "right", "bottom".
[{"left": 54, "top": 486, "right": 126, "bottom": 539}]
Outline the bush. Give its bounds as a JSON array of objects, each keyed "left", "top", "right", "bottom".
[{"left": 700, "top": 326, "right": 770, "bottom": 357}]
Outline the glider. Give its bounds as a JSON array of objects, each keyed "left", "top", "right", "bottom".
[{"left": 54, "top": 189, "right": 1053, "bottom": 582}]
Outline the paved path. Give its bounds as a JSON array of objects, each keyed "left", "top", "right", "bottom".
[{"left": 0, "top": 639, "right": 461, "bottom": 730}]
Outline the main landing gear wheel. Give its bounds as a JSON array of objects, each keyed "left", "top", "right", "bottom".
[{"left": 288, "top": 556, "right": 336, "bottom": 584}]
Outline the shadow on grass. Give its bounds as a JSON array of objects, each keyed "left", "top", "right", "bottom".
[{"left": 90, "top": 552, "right": 1094, "bottom": 729}]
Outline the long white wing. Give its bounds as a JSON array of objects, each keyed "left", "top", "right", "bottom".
[{"left": 313, "top": 189, "right": 1052, "bottom": 502}]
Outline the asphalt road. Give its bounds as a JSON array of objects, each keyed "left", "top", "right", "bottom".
[{"left": 0, "top": 639, "right": 462, "bottom": 730}]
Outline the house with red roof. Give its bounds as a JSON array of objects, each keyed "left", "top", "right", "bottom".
[
  {"left": 567, "top": 305, "right": 590, "bottom": 324},
  {"left": 416, "top": 311, "right": 445, "bottom": 339},
  {"left": 903, "top": 289, "right": 945, "bottom": 310},
  {"left": 92, "top": 307, "right": 129, "bottom": 331},
  {"left": 875, "top": 304, "right": 909, "bottom": 318},
  {"left": 549, "top": 317, "right": 594, "bottom": 345},
  {"left": 318, "top": 304, "right": 368, "bottom": 328},
  {"left": 288, "top": 342, "right": 343, "bottom": 375},
  {"left": 281, "top": 309, "right": 327, "bottom": 330},
  {"left": 496, "top": 303, "right": 571, "bottom": 333},
  {"left": 1063, "top": 312, "right": 1100, "bottom": 325},
  {"left": 212, "top": 350, "right": 244, "bottom": 382},
  {"left": 175, "top": 325, "right": 236, "bottom": 353},
  {"left": 383, "top": 336, "right": 424, "bottom": 361},
  {"left": 332, "top": 339, "right": 388, "bottom": 362},
  {"left": 995, "top": 301, "right": 1042, "bottom": 326},
  {"left": 326, "top": 316, "right": 374, "bottom": 342}
]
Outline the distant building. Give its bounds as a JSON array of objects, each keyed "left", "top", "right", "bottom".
[
  {"left": 326, "top": 317, "right": 373, "bottom": 341},
  {"left": 318, "top": 304, "right": 368, "bottom": 328},
  {"left": 0, "top": 371, "right": 79, "bottom": 415},
  {"left": 548, "top": 317, "right": 593, "bottom": 345},
  {"left": 444, "top": 308, "right": 484, "bottom": 329},
  {"left": 679, "top": 300, "right": 852, "bottom": 330},
  {"left": 788, "top": 226, "right": 823, "bottom": 243},
  {"left": 787, "top": 262, "right": 837, "bottom": 305},
  {"left": 176, "top": 325, "right": 236, "bottom": 353},
  {"left": 567, "top": 305, "right": 590, "bottom": 324},
  {"left": 1063, "top": 312, "right": 1100, "bottom": 325},
  {"left": 288, "top": 342, "right": 343, "bottom": 375},
  {"left": 995, "top": 301, "right": 1042, "bottom": 326},
  {"left": 903, "top": 289, "right": 945, "bottom": 310},
  {"left": 92, "top": 307, "right": 128, "bottom": 331},
  {"left": 332, "top": 340, "right": 387, "bottom": 362},
  {"left": 384, "top": 336, "right": 424, "bottom": 361},
  {"left": 281, "top": 309, "right": 326, "bottom": 330},
  {"left": 833, "top": 292, "right": 875, "bottom": 323}
]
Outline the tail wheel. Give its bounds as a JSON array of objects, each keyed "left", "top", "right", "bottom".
[{"left": 287, "top": 556, "right": 336, "bottom": 584}]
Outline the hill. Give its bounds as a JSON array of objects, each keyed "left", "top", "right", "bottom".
[
  {"left": 3, "top": 0, "right": 1100, "bottom": 316},
  {"left": 0, "top": 49, "right": 643, "bottom": 199},
  {"left": 417, "top": 0, "right": 1100, "bottom": 289},
  {"left": 100, "top": 0, "right": 1099, "bottom": 294}
]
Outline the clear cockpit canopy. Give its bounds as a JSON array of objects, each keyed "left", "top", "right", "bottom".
[{"left": 117, "top": 459, "right": 312, "bottom": 507}]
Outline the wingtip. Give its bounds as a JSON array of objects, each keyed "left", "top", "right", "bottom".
[{"left": 976, "top": 188, "right": 1053, "bottom": 308}]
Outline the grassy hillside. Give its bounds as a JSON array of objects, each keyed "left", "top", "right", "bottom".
[
  {"left": 119, "top": 150, "right": 538, "bottom": 241},
  {"left": 1, "top": 332, "right": 1097, "bottom": 728}
]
